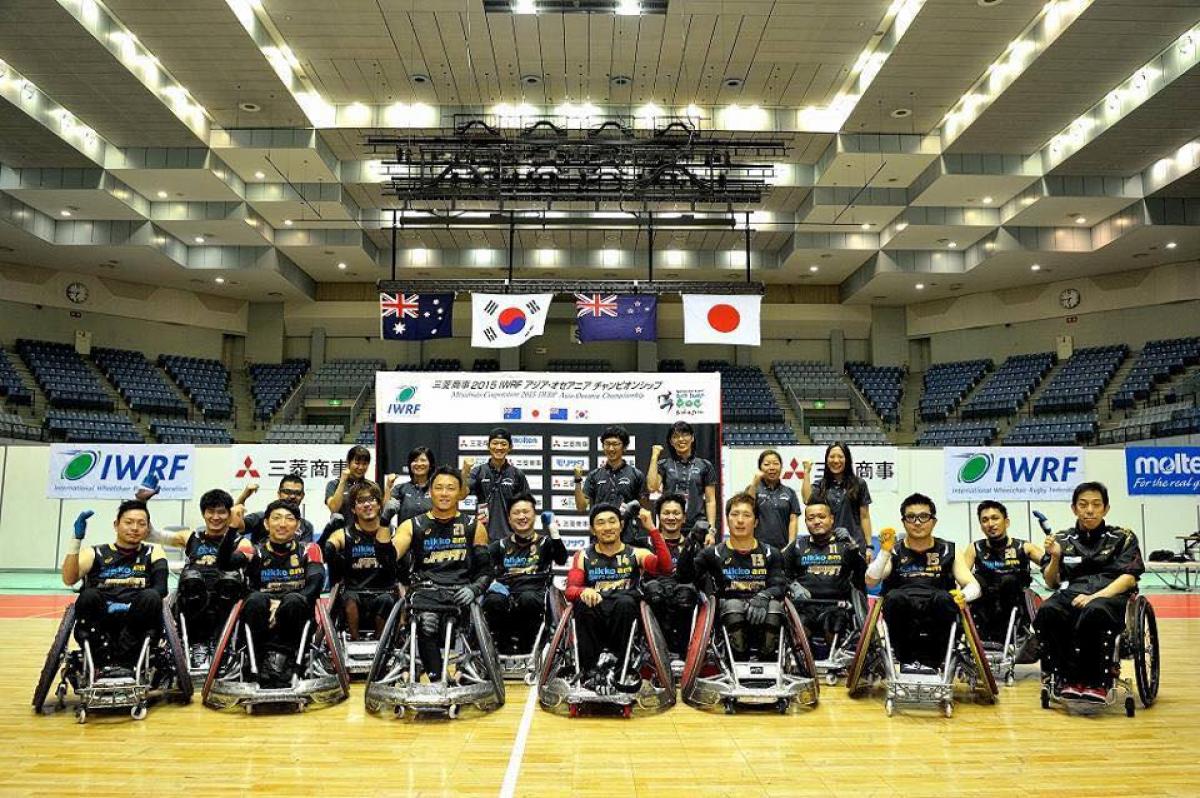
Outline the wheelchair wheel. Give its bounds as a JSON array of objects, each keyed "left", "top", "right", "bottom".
[
  {"left": 637, "top": 601, "right": 676, "bottom": 707},
  {"left": 315, "top": 600, "right": 351, "bottom": 698},
  {"left": 958, "top": 603, "right": 999, "bottom": 704},
  {"left": 536, "top": 604, "right": 575, "bottom": 688},
  {"left": 680, "top": 594, "right": 715, "bottom": 703},
  {"left": 160, "top": 603, "right": 194, "bottom": 704},
  {"left": 33, "top": 602, "right": 76, "bottom": 712},
  {"left": 468, "top": 603, "right": 506, "bottom": 709},
  {"left": 366, "top": 599, "right": 408, "bottom": 685},
  {"left": 783, "top": 601, "right": 820, "bottom": 701},
  {"left": 202, "top": 599, "right": 245, "bottom": 706},
  {"left": 845, "top": 597, "right": 884, "bottom": 696},
  {"left": 1131, "top": 596, "right": 1159, "bottom": 708}
]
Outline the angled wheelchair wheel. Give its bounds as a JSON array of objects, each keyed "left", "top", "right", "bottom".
[
  {"left": 845, "top": 597, "right": 884, "bottom": 696},
  {"left": 469, "top": 603, "right": 506, "bottom": 708},
  {"left": 33, "top": 602, "right": 76, "bottom": 712},
  {"left": 160, "top": 602, "right": 193, "bottom": 704},
  {"left": 315, "top": 600, "right": 351, "bottom": 699},
  {"left": 202, "top": 599, "right": 245, "bottom": 706},
  {"left": 637, "top": 601, "right": 676, "bottom": 707},
  {"left": 958, "top": 603, "right": 999, "bottom": 704},
  {"left": 366, "top": 599, "right": 408, "bottom": 685},
  {"left": 1132, "top": 596, "right": 1159, "bottom": 708},
  {"left": 783, "top": 601, "right": 820, "bottom": 702},
  {"left": 1016, "top": 589, "right": 1043, "bottom": 664},
  {"left": 680, "top": 594, "right": 715, "bottom": 704},
  {"left": 537, "top": 604, "right": 575, "bottom": 689}
]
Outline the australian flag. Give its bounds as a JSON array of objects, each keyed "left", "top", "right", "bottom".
[
  {"left": 574, "top": 293, "right": 657, "bottom": 342},
  {"left": 380, "top": 292, "right": 453, "bottom": 341}
]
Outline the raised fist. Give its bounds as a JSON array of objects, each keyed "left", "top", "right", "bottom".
[
  {"left": 73, "top": 510, "right": 94, "bottom": 540},
  {"left": 638, "top": 508, "right": 654, "bottom": 530},
  {"left": 574, "top": 465, "right": 584, "bottom": 479},
  {"left": 135, "top": 473, "right": 160, "bottom": 502},
  {"left": 878, "top": 527, "right": 896, "bottom": 553},
  {"left": 540, "top": 510, "right": 555, "bottom": 529},
  {"left": 244, "top": 482, "right": 260, "bottom": 496},
  {"left": 463, "top": 457, "right": 475, "bottom": 472},
  {"left": 949, "top": 588, "right": 966, "bottom": 608},
  {"left": 802, "top": 460, "right": 813, "bottom": 474},
  {"left": 651, "top": 444, "right": 663, "bottom": 457}
]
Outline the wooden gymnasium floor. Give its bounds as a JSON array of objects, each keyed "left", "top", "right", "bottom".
[{"left": 2, "top": 593, "right": 1199, "bottom": 798}]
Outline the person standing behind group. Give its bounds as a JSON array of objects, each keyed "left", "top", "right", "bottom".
[
  {"left": 383, "top": 446, "right": 435, "bottom": 526},
  {"left": 801, "top": 442, "right": 873, "bottom": 549},
  {"left": 574, "top": 425, "right": 648, "bottom": 545},
  {"left": 466, "top": 427, "right": 530, "bottom": 542},
  {"left": 745, "top": 449, "right": 801, "bottom": 549},
  {"left": 647, "top": 420, "right": 718, "bottom": 534}
]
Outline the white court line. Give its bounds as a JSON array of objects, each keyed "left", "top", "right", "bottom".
[{"left": 499, "top": 687, "right": 539, "bottom": 798}]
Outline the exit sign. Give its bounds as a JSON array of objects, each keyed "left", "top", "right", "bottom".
[
  {"left": 328, "top": 399, "right": 343, "bottom": 406},
  {"left": 813, "top": 400, "right": 826, "bottom": 409}
]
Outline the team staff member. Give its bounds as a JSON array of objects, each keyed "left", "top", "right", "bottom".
[
  {"left": 377, "top": 466, "right": 492, "bottom": 678},
  {"left": 466, "top": 427, "right": 530, "bottom": 542},
  {"left": 232, "top": 474, "right": 316, "bottom": 544},
  {"left": 647, "top": 421, "right": 717, "bottom": 534},
  {"left": 483, "top": 495, "right": 568, "bottom": 654},
  {"left": 323, "top": 482, "right": 398, "bottom": 641},
  {"left": 62, "top": 502, "right": 168, "bottom": 676},
  {"left": 801, "top": 442, "right": 873, "bottom": 549},
  {"left": 574, "top": 425, "right": 648, "bottom": 544},
  {"left": 1036, "top": 481, "right": 1144, "bottom": 702},
  {"left": 962, "top": 500, "right": 1044, "bottom": 643},
  {"left": 865, "top": 493, "right": 980, "bottom": 669},
  {"left": 217, "top": 499, "right": 325, "bottom": 687},
  {"left": 745, "top": 449, "right": 801, "bottom": 549},
  {"left": 693, "top": 493, "right": 788, "bottom": 659},
  {"left": 783, "top": 499, "right": 867, "bottom": 644},
  {"left": 383, "top": 446, "right": 435, "bottom": 526},
  {"left": 565, "top": 504, "right": 673, "bottom": 684}
]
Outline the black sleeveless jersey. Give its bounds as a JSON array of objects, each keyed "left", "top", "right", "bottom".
[
  {"left": 580, "top": 545, "right": 643, "bottom": 593},
  {"left": 85, "top": 543, "right": 154, "bottom": 604},
  {"left": 341, "top": 525, "right": 396, "bottom": 591},
  {"left": 695, "top": 541, "right": 785, "bottom": 600},
  {"left": 185, "top": 530, "right": 224, "bottom": 577},
  {"left": 972, "top": 537, "right": 1031, "bottom": 588},
  {"left": 489, "top": 534, "right": 566, "bottom": 593},
  {"left": 251, "top": 539, "right": 315, "bottom": 594},
  {"left": 783, "top": 535, "right": 865, "bottom": 600},
  {"left": 410, "top": 512, "right": 476, "bottom": 587},
  {"left": 883, "top": 538, "right": 956, "bottom": 593}
]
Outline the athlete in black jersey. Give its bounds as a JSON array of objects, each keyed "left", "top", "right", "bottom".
[
  {"left": 1035, "top": 482, "right": 1144, "bottom": 702},
  {"left": 323, "top": 481, "right": 399, "bottom": 640},
  {"left": 693, "top": 493, "right": 788, "bottom": 659},
  {"left": 642, "top": 494, "right": 705, "bottom": 657},
  {"left": 217, "top": 499, "right": 326, "bottom": 687},
  {"left": 962, "top": 500, "right": 1044, "bottom": 643},
  {"left": 783, "top": 498, "right": 867, "bottom": 644},
  {"left": 377, "top": 466, "right": 492, "bottom": 677},
  {"left": 483, "top": 493, "right": 568, "bottom": 654},
  {"left": 865, "top": 493, "right": 980, "bottom": 669},
  {"left": 61, "top": 501, "right": 169, "bottom": 675}
]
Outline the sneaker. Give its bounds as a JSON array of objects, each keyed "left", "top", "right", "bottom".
[
  {"left": 1079, "top": 685, "right": 1108, "bottom": 703},
  {"left": 189, "top": 644, "right": 210, "bottom": 669},
  {"left": 1059, "top": 683, "right": 1084, "bottom": 699},
  {"left": 99, "top": 664, "right": 134, "bottom": 680},
  {"left": 900, "top": 661, "right": 938, "bottom": 675}
]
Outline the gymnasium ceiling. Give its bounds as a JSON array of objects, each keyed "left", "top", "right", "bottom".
[{"left": 0, "top": 0, "right": 1197, "bottom": 306}]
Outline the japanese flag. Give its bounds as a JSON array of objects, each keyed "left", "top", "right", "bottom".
[
  {"left": 682, "top": 294, "right": 761, "bottom": 346},
  {"left": 471, "top": 292, "right": 553, "bottom": 348}
]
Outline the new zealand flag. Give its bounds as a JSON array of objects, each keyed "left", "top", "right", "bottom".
[
  {"left": 380, "top": 292, "right": 453, "bottom": 340},
  {"left": 574, "top": 293, "right": 657, "bottom": 342}
]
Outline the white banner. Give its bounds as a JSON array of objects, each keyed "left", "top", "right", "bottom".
[
  {"left": 722, "top": 445, "right": 900, "bottom": 497},
  {"left": 376, "top": 371, "right": 721, "bottom": 425},
  {"left": 47, "top": 444, "right": 196, "bottom": 499},
  {"left": 944, "top": 446, "right": 1085, "bottom": 501}
]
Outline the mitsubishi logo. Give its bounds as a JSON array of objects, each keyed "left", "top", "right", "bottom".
[{"left": 235, "top": 456, "right": 260, "bottom": 478}]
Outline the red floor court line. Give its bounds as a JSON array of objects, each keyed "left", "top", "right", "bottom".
[{"left": 1, "top": 592, "right": 1198, "bottom": 619}]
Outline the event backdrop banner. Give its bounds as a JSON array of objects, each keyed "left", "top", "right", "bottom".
[
  {"left": 723, "top": 445, "right": 900, "bottom": 496},
  {"left": 376, "top": 371, "right": 721, "bottom": 425},
  {"left": 1125, "top": 446, "right": 1200, "bottom": 495},
  {"left": 47, "top": 443, "right": 196, "bottom": 499},
  {"left": 944, "top": 446, "right": 1085, "bottom": 501},
  {"left": 225, "top": 444, "right": 372, "bottom": 534}
]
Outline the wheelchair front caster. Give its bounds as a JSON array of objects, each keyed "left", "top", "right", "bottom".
[
  {"left": 75, "top": 708, "right": 87, "bottom": 725},
  {"left": 884, "top": 699, "right": 894, "bottom": 717},
  {"left": 448, "top": 704, "right": 459, "bottom": 720},
  {"left": 365, "top": 699, "right": 382, "bottom": 714},
  {"left": 723, "top": 698, "right": 736, "bottom": 715},
  {"left": 1005, "top": 673, "right": 1015, "bottom": 687},
  {"left": 942, "top": 701, "right": 953, "bottom": 718},
  {"left": 776, "top": 699, "right": 789, "bottom": 715},
  {"left": 394, "top": 706, "right": 406, "bottom": 719},
  {"left": 1125, "top": 697, "right": 1135, "bottom": 718},
  {"left": 55, "top": 683, "right": 67, "bottom": 710},
  {"left": 523, "top": 671, "right": 537, "bottom": 687},
  {"left": 131, "top": 703, "right": 148, "bottom": 721},
  {"left": 568, "top": 703, "right": 579, "bottom": 718},
  {"left": 825, "top": 673, "right": 838, "bottom": 686},
  {"left": 621, "top": 704, "right": 633, "bottom": 719},
  {"left": 1040, "top": 689, "right": 1050, "bottom": 710}
]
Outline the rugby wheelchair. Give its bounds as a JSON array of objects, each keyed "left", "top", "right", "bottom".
[
  {"left": 200, "top": 597, "right": 350, "bottom": 712},
  {"left": 327, "top": 583, "right": 402, "bottom": 678},
  {"left": 680, "top": 594, "right": 819, "bottom": 714},
  {"left": 976, "top": 588, "right": 1042, "bottom": 687},
  {"left": 168, "top": 571, "right": 246, "bottom": 687},
  {"left": 33, "top": 599, "right": 192, "bottom": 723},
  {"left": 845, "top": 596, "right": 997, "bottom": 717},
  {"left": 536, "top": 598, "right": 676, "bottom": 718},
  {"left": 791, "top": 591, "right": 870, "bottom": 686},
  {"left": 363, "top": 585, "right": 505, "bottom": 719},
  {"left": 1040, "top": 591, "right": 1159, "bottom": 717},
  {"left": 491, "top": 586, "right": 568, "bottom": 684}
]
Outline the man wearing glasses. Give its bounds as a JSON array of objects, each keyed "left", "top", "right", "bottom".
[
  {"left": 232, "top": 473, "right": 317, "bottom": 544},
  {"left": 865, "top": 493, "right": 981, "bottom": 670},
  {"left": 322, "top": 481, "right": 399, "bottom": 640}
]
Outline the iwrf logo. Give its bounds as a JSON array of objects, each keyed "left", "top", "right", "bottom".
[
  {"left": 385, "top": 385, "right": 421, "bottom": 416},
  {"left": 954, "top": 451, "right": 1079, "bottom": 483},
  {"left": 60, "top": 449, "right": 189, "bottom": 482},
  {"left": 61, "top": 450, "right": 100, "bottom": 481},
  {"left": 956, "top": 453, "right": 993, "bottom": 484}
]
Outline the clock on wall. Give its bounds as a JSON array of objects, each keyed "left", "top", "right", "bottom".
[
  {"left": 65, "top": 281, "right": 89, "bottom": 305},
  {"left": 1058, "top": 288, "right": 1081, "bottom": 310}
]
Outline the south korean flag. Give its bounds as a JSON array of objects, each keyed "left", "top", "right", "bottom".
[{"left": 471, "top": 293, "right": 554, "bottom": 348}]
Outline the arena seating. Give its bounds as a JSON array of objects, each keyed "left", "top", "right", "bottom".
[
  {"left": 1004, "top": 412, "right": 1098, "bottom": 445},
  {"left": 809, "top": 424, "right": 889, "bottom": 445},
  {"left": 16, "top": 339, "right": 114, "bottom": 411},
  {"left": 0, "top": 411, "right": 42, "bottom": 440},
  {"left": 919, "top": 359, "right": 992, "bottom": 422},
  {"left": 712, "top": 364, "right": 786, "bottom": 424},
  {"left": 43, "top": 409, "right": 143, "bottom": 443},
  {"left": 92, "top": 347, "right": 189, "bottom": 417},
  {"left": 657, "top": 359, "right": 685, "bottom": 372},
  {"left": 249, "top": 359, "right": 309, "bottom": 421},
  {"left": 916, "top": 420, "right": 998, "bottom": 447},
  {"left": 426, "top": 358, "right": 461, "bottom": 371},
  {"left": 772, "top": 361, "right": 850, "bottom": 401},
  {"left": 0, "top": 348, "right": 33, "bottom": 407},
  {"left": 1033, "top": 345, "right": 1128, "bottom": 414},
  {"left": 1151, "top": 404, "right": 1200, "bottom": 437},
  {"left": 263, "top": 423, "right": 344, "bottom": 444},
  {"left": 159, "top": 355, "right": 232, "bottom": 419},
  {"left": 472, "top": 358, "right": 500, "bottom": 372},
  {"left": 356, "top": 419, "right": 375, "bottom": 445},
  {"left": 723, "top": 422, "right": 799, "bottom": 446},
  {"left": 547, "top": 359, "right": 612, "bottom": 372},
  {"left": 1099, "top": 401, "right": 1193, "bottom": 444},
  {"left": 960, "top": 352, "right": 1055, "bottom": 419},
  {"left": 150, "top": 418, "right": 233, "bottom": 444},
  {"left": 307, "top": 359, "right": 384, "bottom": 398},
  {"left": 845, "top": 362, "right": 904, "bottom": 424},
  {"left": 1110, "top": 337, "right": 1200, "bottom": 409}
]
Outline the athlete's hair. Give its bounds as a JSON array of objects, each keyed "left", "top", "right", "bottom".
[
  {"left": 1072, "top": 481, "right": 1109, "bottom": 507},
  {"left": 263, "top": 499, "right": 300, "bottom": 521},
  {"left": 508, "top": 492, "right": 537, "bottom": 513},
  {"left": 724, "top": 492, "right": 758, "bottom": 519},
  {"left": 351, "top": 481, "right": 383, "bottom": 505},
  {"left": 803, "top": 498, "right": 833, "bottom": 515},
  {"left": 278, "top": 473, "right": 304, "bottom": 491},
  {"left": 430, "top": 465, "right": 463, "bottom": 488},
  {"left": 812, "top": 442, "right": 864, "bottom": 505},
  {"left": 600, "top": 425, "right": 630, "bottom": 447},
  {"left": 900, "top": 493, "right": 937, "bottom": 518},
  {"left": 589, "top": 502, "right": 621, "bottom": 527},
  {"left": 116, "top": 500, "right": 150, "bottom": 522},
  {"left": 406, "top": 446, "right": 436, "bottom": 475},
  {"left": 655, "top": 493, "right": 686, "bottom": 518},
  {"left": 976, "top": 500, "right": 1008, "bottom": 519},
  {"left": 488, "top": 427, "right": 513, "bottom": 444},
  {"left": 346, "top": 445, "right": 371, "bottom": 464},
  {"left": 199, "top": 489, "right": 234, "bottom": 512}
]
